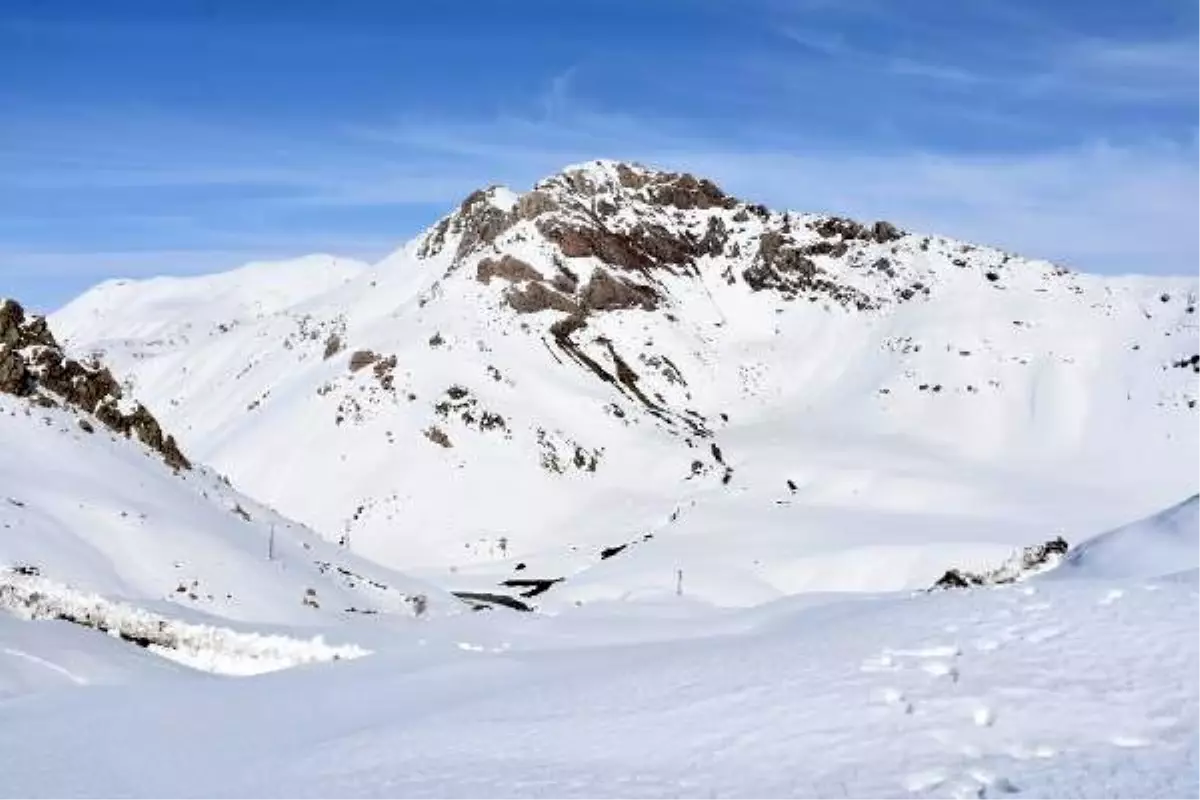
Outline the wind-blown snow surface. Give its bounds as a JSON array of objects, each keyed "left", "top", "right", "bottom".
[
  {"left": 0, "top": 545, "right": 1195, "bottom": 798},
  {"left": 52, "top": 162, "right": 1198, "bottom": 607}
]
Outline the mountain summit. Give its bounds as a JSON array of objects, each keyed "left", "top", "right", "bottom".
[{"left": 52, "top": 161, "right": 1198, "bottom": 607}]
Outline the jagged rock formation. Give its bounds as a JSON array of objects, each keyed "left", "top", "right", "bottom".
[
  {"left": 420, "top": 161, "right": 912, "bottom": 327},
  {"left": 0, "top": 298, "right": 189, "bottom": 470}
]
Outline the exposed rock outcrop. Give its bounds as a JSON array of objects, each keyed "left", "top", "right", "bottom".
[
  {"left": 505, "top": 282, "right": 580, "bottom": 315},
  {"left": 477, "top": 255, "right": 543, "bottom": 285},
  {"left": 931, "top": 536, "right": 1069, "bottom": 591},
  {"left": 0, "top": 298, "right": 190, "bottom": 470},
  {"left": 580, "top": 269, "right": 659, "bottom": 312}
]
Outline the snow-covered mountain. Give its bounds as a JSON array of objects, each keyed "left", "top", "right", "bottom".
[
  {"left": 4, "top": 162, "right": 1198, "bottom": 798},
  {"left": 52, "top": 160, "right": 1199, "bottom": 606},
  {"left": 1, "top": 297, "right": 454, "bottom": 673}
]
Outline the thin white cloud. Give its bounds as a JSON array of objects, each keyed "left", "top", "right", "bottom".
[
  {"left": 1037, "top": 36, "right": 1199, "bottom": 102},
  {"left": 351, "top": 97, "right": 1200, "bottom": 275},
  {"left": 3, "top": 83, "right": 1196, "bottom": 282},
  {"left": 887, "top": 57, "right": 985, "bottom": 85},
  {"left": 0, "top": 243, "right": 390, "bottom": 281},
  {"left": 677, "top": 143, "right": 1198, "bottom": 275}
]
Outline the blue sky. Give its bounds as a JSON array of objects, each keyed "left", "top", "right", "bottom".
[{"left": 1, "top": 0, "right": 1196, "bottom": 311}]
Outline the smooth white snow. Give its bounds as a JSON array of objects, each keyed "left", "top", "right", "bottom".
[{"left": 0, "top": 563, "right": 1194, "bottom": 798}]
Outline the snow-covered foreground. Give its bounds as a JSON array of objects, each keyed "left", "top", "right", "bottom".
[{"left": 0, "top": 565, "right": 1195, "bottom": 798}]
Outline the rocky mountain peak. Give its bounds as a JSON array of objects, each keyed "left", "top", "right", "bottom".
[
  {"left": 0, "top": 298, "right": 190, "bottom": 470},
  {"left": 412, "top": 159, "right": 930, "bottom": 330},
  {"left": 533, "top": 160, "right": 737, "bottom": 212}
]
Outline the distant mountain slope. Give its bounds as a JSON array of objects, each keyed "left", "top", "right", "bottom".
[
  {"left": 52, "top": 161, "right": 1199, "bottom": 606},
  {"left": 0, "top": 297, "right": 450, "bottom": 629}
]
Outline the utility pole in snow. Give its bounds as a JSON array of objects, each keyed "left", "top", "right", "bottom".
[
  {"left": 675, "top": 569, "right": 683, "bottom": 597},
  {"left": 268, "top": 524, "right": 276, "bottom": 561}
]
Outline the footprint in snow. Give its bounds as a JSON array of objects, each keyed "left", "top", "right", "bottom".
[
  {"left": 922, "top": 661, "right": 960, "bottom": 682},
  {"left": 861, "top": 653, "right": 897, "bottom": 672},
  {"left": 903, "top": 768, "right": 948, "bottom": 793},
  {"left": 1022, "top": 626, "right": 1063, "bottom": 644},
  {"left": 887, "top": 644, "right": 962, "bottom": 658},
  {"left": 973, "top": 638, "right": 1001, "bottom": 653},
  {"left": 972, "top": 706, "right": 996, "bottom": 727},
  {"left": 1110, "top": 735, "right": 1151, "bottom": 748},
  {"left": 1099, "top": 588, "right": 1125, "bottom": 606},
  {"left": 967, "top": 769, "right": 1019, "bottom": 794},
  {"left": 946, "top": 779, "right": 985, "bottom": 798},
  {"left": 959, "top": 743, "right": 983, "bottom": 759},
  {"left": 876, "top": 686, "right": 914, "bottom": 714},
  {"left": 1007, "top": 743, "right": 1058, "bottom": 760}
]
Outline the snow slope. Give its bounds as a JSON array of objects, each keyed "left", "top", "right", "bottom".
[
  {"left": 0, "top": 544, "right": 1194, "bottom": 798},
  {"left": 0, "top": 614, "right": 190, "bottom": 700},
  {"left": 52, "top": 161, "right": 1199, "bottom": 606},
  {"left": 1, "top": 295, "right": 459, "bottom": 676},
  {"left": 0, "top": 394, "right": 450, "bottom": 627},
  {"left": 1056, "top": 494, "right": 1199, "bottom": 580}
]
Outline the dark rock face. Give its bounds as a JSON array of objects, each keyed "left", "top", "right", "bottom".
[
  {"left": 538, "top": 220, "right": 656, "bottom": 273},
  {"left": 421, "top": 162, "right": 918, "bottom": 321},
  {"left": 580, "top": 269, "right": 660, "bottom": 312},
  {"left": 742, "top": 232, "right": 876, "bottom": 310},
  {"left": 629, "top": 223, "right": 699, "bottom": 265},
  {"left": 514, "top": 190, "right": 558, "bottom": 220},
  {"left": 646, "top": 173, "right": 737, "bottom": 210},
  {"left": 615, "top": 163, "right": 652, "bottom": 190},
  {"left": 0, "top": 298, "right": 190, "bottom": 470},
  {"left": 0, "top": 347, "right": 29, "bottom": 396},
  {"left": 322, "top": 334, "right": 344, "bottom": 360},
  {"left": 549, "top": 313, "right": 589, "bottom": 341},
  {"left": 348, "top": 350, "right": 379, "bottom": 372},
  {"left": 813, "top": 216, "right": 905, "bottom": 244},
  {"left": 611, "top": 163, "right": 736, "bottom": 209},
  {"left": 698, "top": 216, "right": 730, "bottom": 256},
  {"left": 813, "top": 216, "right": 868, "bottom": 240},
  {"left": 872, "top": 221, "right": 903, "bottom": 243},
  {"left": 452, "top": 189, "right": 511, "bottom": 262},
  {"left": 477, "top": 255, "right": 544, "bottom": 285},
  {"left": 932, "top": 536, "right": 1069, "bottom": 591},
  {"left": 417, "top": 188, "right": 517, "bottom": 261},
  {"left": 551, "top": 266, "right": 580, "bottom": 295},
  {"left": 505, "top": 282, "right": 580, "bottom": 315}
]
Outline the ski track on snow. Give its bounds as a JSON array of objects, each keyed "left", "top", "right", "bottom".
[{"left": 2, "top": 647, "right": 88, "bottom": 685}]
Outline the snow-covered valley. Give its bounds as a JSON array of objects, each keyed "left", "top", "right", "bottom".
[
  {"left": 2, "top": 521, "right": 1196, "bottom": 798},
  {"left": 1, "top": 161, "right": 1196, "bottom": 797}
]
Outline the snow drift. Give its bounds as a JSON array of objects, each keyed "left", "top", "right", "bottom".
[{"left": 1056, "top": 494, "right": 1199, "bottom": 580}]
